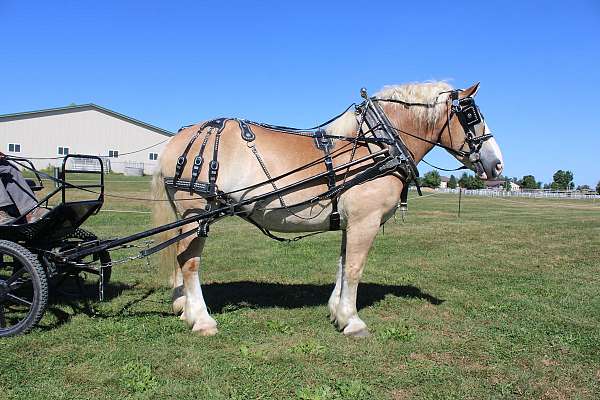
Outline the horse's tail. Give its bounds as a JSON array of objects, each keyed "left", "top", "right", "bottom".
[{"left": 151, "top": 162, "right": 178, "bottom": 286}]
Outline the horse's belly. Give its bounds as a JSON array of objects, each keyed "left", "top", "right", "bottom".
[{"left": 246, "top": 199, "right": 333, "bottom": 233}]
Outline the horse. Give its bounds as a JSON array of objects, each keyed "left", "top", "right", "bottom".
[{"left": 151, "top": 81, "right": 504, "bottom": 337}]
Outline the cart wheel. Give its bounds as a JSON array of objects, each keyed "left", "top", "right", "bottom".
[
  {"left": 66, "top": 228, "right": 112, "bottom": 284},
  {"left": 0, "top": 240, "right": 48, "bottom": 337}
]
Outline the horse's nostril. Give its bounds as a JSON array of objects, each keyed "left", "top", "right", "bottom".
[
  {"left": 489, "top": 160, "right": 503, "bottom": 178},
  {"left": 495, "top": 161, "right": 504, "bottom": 173}
]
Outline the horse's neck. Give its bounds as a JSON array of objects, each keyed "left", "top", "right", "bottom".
[
  {"left": 326, "top": 111, "right": 361, "bottom": 137},
  {"left": 382, "top": 104, "right": 438, "bottom": 163},
  {"left": 331, "top": 105, "right": 440, "bottom": 161}
]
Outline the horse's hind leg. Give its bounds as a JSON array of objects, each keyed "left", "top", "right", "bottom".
[
  {"left": 334, "top": 214, "right": 380, "bottom": 337},
  {"left": 172, "top": 264, "right": 185, "bottom": 316},
  {"left": 177, "top": 234, "right": 218, "bottom": 336}
]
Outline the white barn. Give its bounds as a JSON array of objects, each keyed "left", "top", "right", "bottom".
[{"left": 0, "top": 104, "right": 173, "bottom": 175}]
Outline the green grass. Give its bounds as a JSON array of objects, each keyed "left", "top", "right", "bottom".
[{"left": 1, "top": 176, "right": 599, "bottom": 399}]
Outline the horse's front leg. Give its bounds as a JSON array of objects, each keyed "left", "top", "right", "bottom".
[
  {"left": 177, "top": 235, "right": 218, "bottom": 336},
  {"left": 334, "top": 214, "right": 381, "bottom": 337},
  {"left": 328, "top": 231, "right": 346, "bottom": 321}
]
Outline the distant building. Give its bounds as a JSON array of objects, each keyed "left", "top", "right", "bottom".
[
  {"left": 0, "top": 104, "right": 173, "bottom": 175},
  {"left": 439, "top": 176, "right": 450, "bottom": 188},
  {"left": 485, "top": 179, "right": 520, "bottom": 191}
]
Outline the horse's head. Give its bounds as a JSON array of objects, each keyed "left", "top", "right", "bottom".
[{"left": 440, "top": 83, "right": 504, "bottom": 180}]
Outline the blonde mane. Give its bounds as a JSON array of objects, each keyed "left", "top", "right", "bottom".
[{"left": 326, "top": 81, "right": 452, "bottom": 135}]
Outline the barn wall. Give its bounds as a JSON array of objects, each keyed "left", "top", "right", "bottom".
[{"left": 0, "top": 107, "right": 172, "bottom": 175}]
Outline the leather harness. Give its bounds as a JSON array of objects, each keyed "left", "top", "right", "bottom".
[{"left": 163, "top": 88, "right": 489, "bottom": 240}]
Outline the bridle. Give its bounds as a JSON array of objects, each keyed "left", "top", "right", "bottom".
[
  {"left": 447, "top": 90, "right": 494, "bottom": 174},
  {"left": 372, "top": 88, "right": 494, "bottom": 175}
]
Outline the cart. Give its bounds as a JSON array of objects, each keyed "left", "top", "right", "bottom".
[{"left": 0, "top": 155, "right": 111, "bottom": 337}]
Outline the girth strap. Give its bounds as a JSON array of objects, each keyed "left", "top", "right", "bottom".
[
  {"left": 399, "top": 182, "right": 409, "bottom": 211},
  {"left": 314, "top": 129, "right": 340, "bottom": 230}
]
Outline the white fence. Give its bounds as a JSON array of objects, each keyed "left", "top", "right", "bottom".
[
  {"left": 437, "top": 188, "right": 600, "bottom": 200},
  {"left": 64, "top": 156, "right": 107, "bottom": 172},
  {"left": 62, "top": 158, "right": 153, "bottom": 175}
]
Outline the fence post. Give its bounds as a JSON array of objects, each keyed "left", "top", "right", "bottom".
[
  {"left": 53, "top": 167, "right": 60, "bottom": 188},
  {"left": 458, "top": 187, "right": 462, "bottom": 218}
]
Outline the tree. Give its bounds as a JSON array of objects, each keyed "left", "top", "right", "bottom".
[
  {"left": 597, "top": 181, "right": 600, "bottom": 194},
  {"left": 463, "top": 176, "right": 484, "bottom": 190},
  {"left": 520, "top": 175, "right": 540, "bottom": 189},
  {"left": 576, "top": 185, "right": 591, "bottom": 191},
  {"left": 551, "top": 170, "right": 574, "bottom": 191},
  {"left": 503, "top": 179, "right": 511, "bottom": 191},
  {"left": 458, "top": 173, "right": 485, "bottom": 189},
  {"left": 458, "top": 173, "right": 468, "bottom": 188},
  {"left": 470, "top": 175, "right": 485, "bottom": 189},
  {"left": 448, "top": 175, "right": 457, "bottom": 189},
  {"left": 422, "top": 170, "right": 441, "bottom": 188}
]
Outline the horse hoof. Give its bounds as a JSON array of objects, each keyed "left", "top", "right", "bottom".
[
  {"left": 342, "top": 318, "right": 369, "bottom": 337},
  {"left": 173, "top": 296, "right": 186, "bottom": 315},
  {"left": 192, "top": 324, "right": 218, "bottom": 336},
  {"left": 344, "top": 327, "right": 370, "bottom": 338}
]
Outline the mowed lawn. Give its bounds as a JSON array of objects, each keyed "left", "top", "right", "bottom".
[{"left": 1, "top": 175, "right": 599, "bottom": 399}]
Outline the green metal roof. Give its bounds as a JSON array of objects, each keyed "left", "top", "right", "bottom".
[{"left": 0, "top": 103, "right": 174, "bottom": 136}]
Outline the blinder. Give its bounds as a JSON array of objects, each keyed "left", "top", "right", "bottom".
[
  {"left": 449, "top": 91, "right": 492, "bottom": 164},
  {"left": 451, "top": 97, "right": 482, "bottom": 127}
]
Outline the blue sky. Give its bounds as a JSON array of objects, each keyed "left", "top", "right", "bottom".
[{"left": 1, "top": 1, "right": 599, "bottom": 186}]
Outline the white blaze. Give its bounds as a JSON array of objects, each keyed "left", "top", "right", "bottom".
[{"left": 478, "top": 123, "right": 503, "bottom": 178}]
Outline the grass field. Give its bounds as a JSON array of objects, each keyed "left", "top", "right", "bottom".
[{"left": 1, "top": 175, "right": 599, "bottom": 399}]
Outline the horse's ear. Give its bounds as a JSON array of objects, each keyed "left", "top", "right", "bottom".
[{"left": 459, "top": 82, "right": 480, "bottom": 98}]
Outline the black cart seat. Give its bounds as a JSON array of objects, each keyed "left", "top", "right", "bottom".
[{"left": 0, "top": 200, "right": 103, "bottom": 243}]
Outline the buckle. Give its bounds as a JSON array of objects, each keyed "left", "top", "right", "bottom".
[
  {"left": 197, "top": 221, "right": 210, "bottom": 237},
  {"left": 329, "top": 211, "right": 341, "bottom": 231}
]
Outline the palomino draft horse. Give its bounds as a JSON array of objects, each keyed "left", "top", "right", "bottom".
[{"left": 152, "top": 81, "right": 503, "bottom": 336}]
